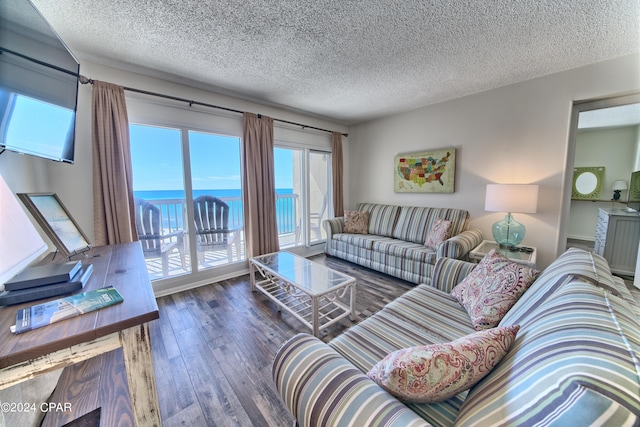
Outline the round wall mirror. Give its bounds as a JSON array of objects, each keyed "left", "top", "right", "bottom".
[
  {"left": 572, "top": 167, "right": 605, "bottom": 200},
  {"left": 576, "top": 172, "right": 597, "bottom": 194}
]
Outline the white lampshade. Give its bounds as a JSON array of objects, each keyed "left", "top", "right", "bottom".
[
  {"left": 612, "top": 180, "right": 628, "bottom": 191},
  {"left": 0, "top": 174, "right": 48, "bottom": 287},
  {"left": 485, "top": 184, "right": 539, "bottom": 214}
]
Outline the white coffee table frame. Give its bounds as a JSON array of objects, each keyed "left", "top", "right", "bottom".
[{"left": 250, "top": 251, "right": 356, "bottom": 337}]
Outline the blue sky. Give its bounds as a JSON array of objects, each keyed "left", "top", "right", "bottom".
[
  {"left": 129, "top": 124, "right": 293, "bottom": 191},
  {"left": 5, "top": 94, "right": 74, "bottom": 159}
]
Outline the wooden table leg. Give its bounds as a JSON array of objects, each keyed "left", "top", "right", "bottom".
[{"left": 119, "top": 323, "right": 161, "bottom": 427}]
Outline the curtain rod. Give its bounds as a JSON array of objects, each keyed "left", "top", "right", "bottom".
[{"left": 79, "top": 76, "right": 348, "bottom": 137}]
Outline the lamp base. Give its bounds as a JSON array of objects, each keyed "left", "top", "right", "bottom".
[{"left": 492, "top": 213, "right": 526, "bottom": 247}]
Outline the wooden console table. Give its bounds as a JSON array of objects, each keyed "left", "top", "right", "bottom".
[{"left": 0, "top": 242, "right": 161, "bottom": 426}]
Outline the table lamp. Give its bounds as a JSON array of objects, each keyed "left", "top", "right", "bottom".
[
  {"left": 0, "top": 174, "right": 48, "bottom": 287},
  {"left": 485, "top": 184, "right": 539, "bottom": 248},
  {"left": 612, "top": 180, "right": 627, "bottom": 200}
]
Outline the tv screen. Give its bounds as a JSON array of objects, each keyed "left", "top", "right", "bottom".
[{"left": 0, "top": 0, "right": 79, "bottom": 163}]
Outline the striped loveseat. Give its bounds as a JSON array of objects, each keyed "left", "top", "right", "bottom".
[
  {"left": 324, "top": 203, "right": 483, "bottom": 284},
  {"left": 272, "top": 248, "right": 640, "bottom": 426}
]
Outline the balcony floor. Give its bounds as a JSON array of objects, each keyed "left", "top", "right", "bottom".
[{"left": 143, "top": 232, "right": 302, "bottom": 280}]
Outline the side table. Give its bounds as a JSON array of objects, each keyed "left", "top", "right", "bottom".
[{"left": 469, "top": 240, "right": 537, "bottom": 269}]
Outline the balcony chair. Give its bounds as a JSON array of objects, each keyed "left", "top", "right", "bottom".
[
  {"left": 193, "top": 195, "right": 241, "bottom": 265},
  {"left": 134, "top": 198, "right": 186, "bottom": 276},
  {"left": 309, "top": 195, "right": 328, "bottom": 241}
]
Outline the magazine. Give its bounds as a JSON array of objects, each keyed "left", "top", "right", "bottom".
[{"left": 11, "top": 287, "right": 123, "bottom": 334}]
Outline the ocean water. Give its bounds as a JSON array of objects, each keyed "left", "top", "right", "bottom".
[{"left": 134, "top": 189, "right": 297, "bottom": 232}]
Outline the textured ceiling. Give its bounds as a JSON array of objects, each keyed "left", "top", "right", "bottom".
[{"left": 30, "top": 0, "right": 640, "bottom": 125}]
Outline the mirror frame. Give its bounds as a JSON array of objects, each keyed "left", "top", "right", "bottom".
[{"left": 571, "top": 166, "right": 605, "bottom": 200}]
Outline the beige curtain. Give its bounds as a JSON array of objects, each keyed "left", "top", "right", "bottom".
[
  {"left": 242, "top": 112, "right": 279, "bottom": 258},
  {"left": 332, "top": 132, "right": 344, "bottom": 217},
  {"left": 92, "top": 81, "right": 137, "bottom": 246}
]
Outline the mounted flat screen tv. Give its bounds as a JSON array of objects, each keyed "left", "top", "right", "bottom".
[{"left": 0, "top": 0, "right": 79, "bottom": 163}]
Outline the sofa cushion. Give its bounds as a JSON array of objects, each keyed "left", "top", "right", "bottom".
[
  {"left": 272, "top": 334, "right": 431, "bottom": 427},
  {"left": 332, "top": 233, "right": 393, "bottom": 250},
  {"left": 330, "top": 285, "right": 476, "bottom": 426},
  {"left": 392, "top": 206, "right": 469, "bottom": 244},
  {"left": 343, "top": 210, "right": 369, "bottom": 234},
  {"left": 383, "top": 285, "right": 477, "bottom": 342},
  {"left": 373, "top": 239, "right": 437, "bottom": 265},
  {"left": 451, "top": 249, "right": 539, "bottom": 330},
  {"left": 529, "top": 247, "right": 621, "bottom": 294},
  {"left": 330, "top": 299, "right": 473, "bottom": 374},
  {"left": 500, "top": 247, "right": 624, "bottom": 327},
  {"left": 355, "top": 203, "right": 401, "bottom": 237},
  {"left": 367, "top": 325, "right": 520, "bottom": 403},
  {"left": 456, "top": 282, "right": 640, "bottom": 426},
  {"left": 424, "top": 218, "right": 452, "bottom": 249}
]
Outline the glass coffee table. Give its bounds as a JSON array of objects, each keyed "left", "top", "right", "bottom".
[{"left": 250, "top": 251, "right": 356, "bottom": 337}]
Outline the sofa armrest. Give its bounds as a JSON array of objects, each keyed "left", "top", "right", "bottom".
[
  {"left": 273, "top": 333, "right": 432, "bottom": 427},
  {"left": 323, "top": 217, "right": 344, "bottom": 256},
  {"left": 429, "top": 257, "right": 477, "bottom": 293},
  {"left": 437, "top": 229, "right": 483, "bottom": 260}
]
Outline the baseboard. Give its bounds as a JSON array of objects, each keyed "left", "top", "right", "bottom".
[{"left": 153, "top": 265, "right": 249, "bottom": 297}]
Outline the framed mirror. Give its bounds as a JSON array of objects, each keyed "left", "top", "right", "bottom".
[
  {"left": 571, "top": 166, "right": 605, "bottom": 200},
  {"left": 17, "top": 193, "right": 92, "bottom": 259}
]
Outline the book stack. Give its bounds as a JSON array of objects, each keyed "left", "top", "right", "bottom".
[{"left": 0, "top": 260, "right": 93, "bottom": 306}]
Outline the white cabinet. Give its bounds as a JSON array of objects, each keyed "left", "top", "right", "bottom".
[{"left": 594, "top": 208, "right": 640, "bottom": 276}]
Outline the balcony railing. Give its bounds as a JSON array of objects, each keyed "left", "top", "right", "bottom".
[
  {"left": 147, "top": 193, "right": 299, "bottom": 234},
  {"left": 138, "top": 193, "right": 301, "bottom": 279}
]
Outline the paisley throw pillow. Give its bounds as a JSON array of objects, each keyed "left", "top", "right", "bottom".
[
  {"left": 451, "top": 249, "right": 539, "bottom": 330},
  {"left": 367, "top": 325, "right": 520, "bottom": 403},
  {"left": 424, "top": 218, "right": 452, "bottom": 249},
  {"left": 343, "top": 210, "right": 369, "bottom": 234}
]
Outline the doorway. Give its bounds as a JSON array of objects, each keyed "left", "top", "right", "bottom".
[{"left": 560, "top": 93, "right": 640, "bottom": 285}]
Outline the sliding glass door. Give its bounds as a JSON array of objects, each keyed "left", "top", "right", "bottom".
[
  {"left": 274, "top": 146, "right": 332, "bottom": 248},
  {"left": 308, "top": 151, "right": 330, "bottom": 243},
  {"left": 130, "top": 124, "right": 191, "bottom": 280},
  {"left": 188, "top": 131, "right": 245, "bottom": 268},
  {"left": 130, "top": 124, "right": 244, "bottom": 280}
]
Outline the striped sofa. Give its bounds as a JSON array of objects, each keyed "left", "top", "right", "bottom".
[
  {"left": 324, "top": 203, "right": 483, "bottom": 284},
  {"left": 272, "top": 248, "right": 640, "bottom": 426}
]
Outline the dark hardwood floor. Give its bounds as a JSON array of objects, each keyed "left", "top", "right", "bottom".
[{"left": 44, "top": 254, "right": 414, "bottom": 426}]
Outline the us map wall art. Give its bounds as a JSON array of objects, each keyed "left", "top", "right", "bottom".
[{"left": 394, "top": 148, "right": 456, "bottom": 193}]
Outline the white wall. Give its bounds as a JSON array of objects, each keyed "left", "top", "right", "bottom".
[{"left": 348, "top": 53, "right": 640, "bottom": 270}]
